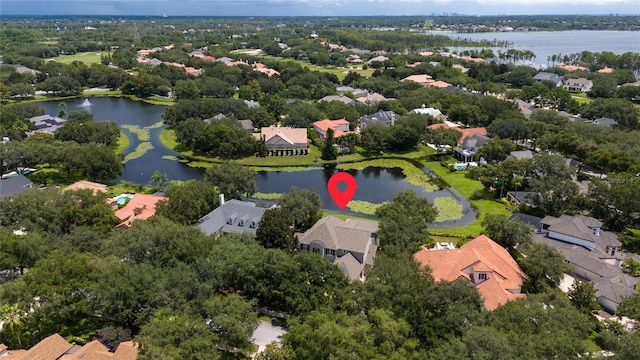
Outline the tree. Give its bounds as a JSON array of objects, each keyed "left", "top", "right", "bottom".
[
  {"left": 0, "top": 82, "right": 10, "bottom": 102},
  {"left": 0, "top": 303, "right": 24, "bottom": 348},
  {"left": 618, "top": 294, "right": 640, "bottom": 325},
  {"left": 425, "top": 127, "right": 459, "bottom": 149},
  {"left": 375, "top": 190, "right": 437, "bottom": 253},
  {"left": 567, "top": 280, "right": 599, "bottom": 314},
  {"left": 256, "top": 208, "right": 297, "bottom": 252},
  {"left": 204, "top": 161, "right": 256, "bottom": 199},
  {"left": 174, "top": 79, "right": 201, "bottom": 100},
  {"left": 277, "top": 187, "right": 322, "bottom": 231},
  {"left": 361, "top": 124, "right": 387, "bottom": 155},
  {"left": 520, "top": 243, "right": 572, "bottom": 293},
  {"left": 255, "top": 343, "right": 296, "bottom": 360},
  {"left": 155, "top": 181, "right": 219, "bottom": 225},
  {"left": 475, "top": 137, "right": 517, "bottom": 164},
  {"left": 149, "top": 170, "right": 168, "bottom": 188},
  {"left": 203, "top": 294, "right": 259, "bottom": 348},
  {"left": 321, "top": 128, "right": 338, "bottom": 160},
  {"left": 481, "top": 214, "right": 533, "bottom": 249}
]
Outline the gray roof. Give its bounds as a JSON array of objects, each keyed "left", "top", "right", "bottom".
[
  {"left": 29, "top": 114, "right": 66, "bottom": 133},
  {"left": 509, "top": 213, "right": 542, "bottom": 227},
  {"left": 0, "top": 174, "right": 33, "bottom": 197},
  {"left": 542, "top": 214, "right": 620, "bottom": 249},
  {"left": 318, "top": 95, "right": 355, "bottom": 105},
  {"left": 297, "top": 216, "right": 378, "bottom": 254},
  {"left": 198, "top": 199, "right": 272, "bottom": 236},
  {"left": 592, "top": 118, "right": 618, "bottom": 126},
  {"left": 334, "top": 253, "right": 363, "bottom": 281},
  {"left": 359, "top": 110, "right": 400, "bottom": 127},
  {"left": 509, "top": 150, "right": 534, "bottom": 160},
  {"left": 533, "top": 72, "right": 562, "bottom": 83},
  {"left": 461, "top": 133, "right": 490, "bottom": 149},
  {"left": 238, "top": 119, "right": 254, "bottom": 131}
]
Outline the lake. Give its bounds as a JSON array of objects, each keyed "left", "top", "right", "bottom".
[
  {"left": 36, "top": 97, "right": 476, "bottom": 225},
  {"left": 434, "top": 30, "right": 639, "bottom": 67}
]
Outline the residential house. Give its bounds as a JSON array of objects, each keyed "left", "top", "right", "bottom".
[
  {"left": 238, "top": 119, "right": 255, "bottom": 131},
  {"left": 556, "top": 63, "right": 589, "bottom": 72},
  {"left": 533, "top": 215, "right": 638, "bottom": 312},
  {"left": 198, "top": 198, "right": 274, "bottom": 236},
  {"left": 114, "top": 193, "right": 168, "bottom": 227},
  {"left": 335, "top": 85, "right": 368, "bottom": 97},
  {"left": 297, "top": 216, "right": 379, "bottom": 282},
  {"left": 400, "top": 74, "right": 434, "bottom": 86},
  {"left": 253, "top": 126, "right": 308, "bottom": 156},
  {"left": 509, "top": 212, "right": 543, "bottom": 228},
  {"left": 508, "top": 150, "right": 534, "bottom": 160},
  {"left": 0, "top": 333, "right": 138, "bottom": 360},
  {"left": 63, "top": 180, "right": 108, "bottom": 195},
  {"left": 413, "top": 104, "right": 444, "bottom": 119},
  {"left": 346, "top": 54, "right": 363, "bottom": 64},
  {"left": 244, "top": 99, "right": 260, "bottom": 108},
  {"left": 367, "top": 55, "right": 389, "bottom": 65},
  {"left": 253, "top": 63, "right": 280, "bottom": 77},
  {"left": 592, "top": 117, "right": 618, "bottom": 126},
  {"left": 356, "top": 92, "right": 392, "bottom": 105},
  {"left": 563, "top": 78, "right": 593, "bottom": 92},
  {"left": 533, "top": 72, "right": 563, "bottom": 87},
  {"left": 13, "top": 64, "right": 41, "bottom": 76},
  {"left": 359, "top": 110, "right": 400, "bottom": 128},
  {"left": 313, "top": 119, "right": 352, "bottom": 139},
  {"left": 515, "top": 99, "right": 537, "bottom": 118},
  {"left": 413, "top": 235, "right": 527, "bottom": 311},
  {"left": 318, "top": 95, "right": 355, "bottom": 105},
  {"left": 506, "top": 191, "right": 541, "bottom": 208},
  {"left": 425, "top": 80, "right": 453, "bottom": 89},
  {"left": 0, "top": 174, "right": 33, "bottom": 197},
  {"left": 28, "top": 114, "right": 66, "bottom": 134},
  {"left": 436, "top": 127, "right": 489, "bottom": 163}
]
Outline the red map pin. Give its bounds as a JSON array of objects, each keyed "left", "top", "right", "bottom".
[{"left": 327, "top": 171, "right": 357, "bottom": 210}]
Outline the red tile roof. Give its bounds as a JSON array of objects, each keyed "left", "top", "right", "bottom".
[
  {"left": 114, "top": 193, "right": 168, "bottom": 227},
  {"left": 426, "top": 124, "right": 487, "bottom": 144},
  {"left": 4, "top": 335, "right": 139, "bottom": 360},
  {"left": 413, "top": 235, "right": 527, "bottom": 311},
  {"left": 312, "top": 119, "right": 353, "bottom": 137}
]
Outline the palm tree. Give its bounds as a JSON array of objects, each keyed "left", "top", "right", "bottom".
[
  {"left": 148, "top": 170, "right": 168, "bottom": 188},
  {"left": 1, "top": 304, "right": 24, "bottom": 348}
]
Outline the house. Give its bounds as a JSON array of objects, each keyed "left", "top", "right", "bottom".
[
  {"left": 335, "top": 85, "right": 368, "bottom": 97},
  {"left": 0, "top": 174, "right": 33, "bottom": 197},
  {"left": 297, "top": 216, "right": 379, "bottom": 282},
  {"left": 237, "top": 119, "right": 255, "bottom": 131},
  {"left": 508, "top": 150, "right": 534, "bottom": 160},
  {"left": 346, "top": 54, "right": 363, "bottom": 64},
  {"left": 13, "top": 64, "right": 41, "bottom": 76},
  {"left": 318, "top": 95, "right": 355, "bottom": 105},
  {"left": 556, "top": 63, "right": 589, "bottom": 72},
  {"left": 425, "top": 80, "right": 453, "bottom": 89},
  {"left": 400, "top": 74, "right": 434, "bottom": 86},
  {"left": 563, "top": 78, "right": 593, "bottom": 92},
  {"left": 506, "top": 191, "right": 541, "bottom": 208},
  {"left": 533, "top": 72, "right": 563, "bottom": 87},
  {"left": 515, "top": 99, "right": 537, "bottom": 118},
  {"left": 253, "top": 63, "right": 280, "bottom": 77},
  {"left": 413, "top": 104, "right": 444, "bottom": 119},
  {"left": 63, "top": 180, "right": 108, "bottom": 195},
  {"left": 447, "top": 128, "right": 489, "bottom": 163},
  {"left": 356, "top": 92, "right": 392, "bottom": 105},
  {"left": 198, "top": 198, "right": 274, "bottom": 236},
  {"left": 313, "top": 119, "right": 352, "bottom": 139},
  {"left": 244, "top": 99, "right": 260, "bottom": 108},
  {"left": 509, "top": 213, "right": 543, "bottom": 228},
  {"left": 114, "top": 193, "right": 168, "bottom": 227},
  {"left": 0, "top": 333, "right": 138, "bottom": 360},
  {"left": 592, "top": 117, "right": 618, "bottom": 126},
  {"left": 28, "top": 114, "right": 66, "bottom": 134},
  {"left": 366, "top": 55, "right": 389, "bottom": 65},
  {"left": 253, "top": 126, "right": 308, "bottom": 156},
  {"left": 538, "top": 215, "right": 622, "bottom": 258},
  {"left": 359, "top": 110, "right": 400, "bottom": 128},
  {"left": 413, "top": 235, "right": 527, "bottom": 311}
]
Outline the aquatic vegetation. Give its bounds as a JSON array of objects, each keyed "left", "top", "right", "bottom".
[
  {"left": 124, "top": 142, "right": 154, "bottom": 162},
  {"left": 337, "top": 159, "right": 438, "bottom": 192},
  {"left": 346, "top": 200, "right": 385, "bottom": 216},
  {"left": 433, "top": 196, "right": 464, "bottom": 222}
]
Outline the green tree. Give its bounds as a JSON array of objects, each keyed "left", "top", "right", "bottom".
[
  {"left": 0, "top": 303, "right": 24, "bottom": 348},
  {"left": 0, "top": 82, "right": 10, "bottom": 102},
  {"left": 567, "top": 280, "right": 599, "bottom": 314},
  {"left": 155, "top": 181, "right": 219, "bottom": 225},
  {"left": 204, "top": 161, "right": 256, "bottom": 199},
  {"left": 174, "top": 79, "right": 201, "bottom": 100},
  {"left": 375, "top": 190, "right": 437, "bottom": 253},
  {"left": 256, "top": 207, "right": 297, "bottom": 252},
  {"left": 475, "top": 137, "right": 517, "bottom": 164},
  {"left": 617, "top": 294, "right": 640, "bottom": 324},
  {"left": 255, "top": 343, "right": 296, "bottom": 360},
  {"left": 203, "top": 294, "right": 259, "bottom": 348},
  {"left": 520, "top": 243, "right": 571, "bottom": 293},
  {"left": 361, "top": 124, "right": 387, "bottom": 155},
  {"left": 148, "top": 170, "right": 168, "bottom": 188},
  {"left": 321, "top": 128, "right": 338, "bottom": 160},
  {"left": 277, "top": 187, "right": 322, "bottom": 231},
  {"left": 481, "top": 214, "right": 533, "bottom": 249}
]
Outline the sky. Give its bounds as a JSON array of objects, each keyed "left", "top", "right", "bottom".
[{"left": 1, "top": 0, "right": 639, "bottom": 16}]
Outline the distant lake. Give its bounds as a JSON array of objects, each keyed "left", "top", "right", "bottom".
[{"left": 435, "top": 30, "right": 640, "bottom": 67}]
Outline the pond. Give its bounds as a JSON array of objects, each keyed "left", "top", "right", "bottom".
[{"left": 37, "top": 97, "right": 476, "bottom": 226}]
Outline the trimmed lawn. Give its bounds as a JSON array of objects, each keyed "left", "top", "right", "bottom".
[
  {"left": 259, "top": 55, "right": 374, "bottom": 81},
  {"left": 322, "top": 210, "right": 378, "bottom": 223},
  {"left": 50, "top": 52, "right": 110, "bottom": 65}
]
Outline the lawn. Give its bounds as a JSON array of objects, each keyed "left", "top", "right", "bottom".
[
  {"left": 259, "top": 55, "right": 374, "bottom": 81},
  {"left": 50, "top": 51, "right": 110, "bottom": 65}
]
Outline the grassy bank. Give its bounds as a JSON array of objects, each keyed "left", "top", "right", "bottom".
[
  {"left": 16, "top": 91, "right": 174, "bottom": 106},
  {"left": 113, "top": 132, "right": 130, "bottom": 155}
]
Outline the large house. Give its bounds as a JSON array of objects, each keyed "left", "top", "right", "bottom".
[
  {"left": 0, "top": 333, "right": 138, "bottom": 360},
  {"left": 563, "top": 78, "right": 593, "bottom": 93},
  {"left": 114, "top": 193, "right": 168, "bottom": 227},
  {"left": 413, "top": 105, "right": 444, "bottom": 118},
  {"left": 63, "top": 180, "right": 108, "bottom": 195},
  {"left": 534, "top": 214, "right": 638, "bottom": 312},
  {"left": 28, "top": 114, "right": 66, "bottom": 135},
  {"left": 318, "top": 95, "right": 355, "bottom": 105},
  {"left": 198, "top": 198, "right": 274, "bottom": 236},
  {"left": 413, "top": 235, "right": 527, "bottom": 311},
  {"left": 253, "top": 126, "right": 308, "bottom": 156},
  {"left": 533, "top": 72, "right": 563, "bottom": 87},
  {"left": 297, "top": 216, "right": 379, "bottom": 282},
  {"left": 312, "top": 119, "right": 352, "bottom": 139},
  {"left": 359, "top": 110, "right": 400, "bottom": 128},
  {"left": 401, "top": 74, "right": 434, "bottom": 86}
]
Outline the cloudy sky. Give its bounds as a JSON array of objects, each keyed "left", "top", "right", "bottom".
[{"left": 2, "top": 0, "right": 639, "bottom": 16}]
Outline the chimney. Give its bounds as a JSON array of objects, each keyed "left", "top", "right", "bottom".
[{"left": 219, "top": 193, "right": 225, "bottom": 205}]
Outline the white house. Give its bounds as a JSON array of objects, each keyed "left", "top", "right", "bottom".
[{"left": 563, "top": 78, "right": 593, "bottom": 92}]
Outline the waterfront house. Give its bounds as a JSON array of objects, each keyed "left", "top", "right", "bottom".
[
  {"left": 413, "top": 235, "right": 527, "bottom": 311},
  {"left": 114, "top": 193, "right": 168, "bottom": 227},
  {"left": 253, "top": 126, "right": 308, "bottom": 156},
  {"left": 297, "top": 216, "right": 379, "bottom": 282},
  {"left": 28, "top": 114, "right": 66, "bottom": 135},
  {"left": 63, "top": 180, "right": 108, "bottom": 195},
  {"left": 313, "top": 119, "right": 352, "bottom": 139}
]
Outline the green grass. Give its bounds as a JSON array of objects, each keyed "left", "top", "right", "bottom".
[
  {"left": 113, "top": 132, "right": 130, "bottom": 155},
  {"left": 50, "top": 52, "right": 110, "bottom": 65},
  {"left": 107, "top": 182, "right": 154, "bottom": 197},
  {"left": 430, "top": 235, "right": 462, "bottom": 246},
  {"left": 322, "top": 210, "right": 378, "bottom": 223},
  {"left": 259, "top": 55, "right": 374, "bottom": 81}
]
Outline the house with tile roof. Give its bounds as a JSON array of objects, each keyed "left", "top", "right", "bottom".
[
  {"left": 413, "top": 235, "right": 527, "bottom": 311},
  {"left": 297, "top": 216, "right": 379, "bottom": 282},
  {"left": 312, "top": 119, "right": 352, "bottom": 139},
  {"left": 198, "top": 198, "right": 274, "bottom": 236},
  {"left": 0, "top": 333, "right": 138, "bottom": 360},
  {"left": 400, "top": 74, "right": 434, "bottom": 86},
  {"left": 114, "top": 193, "right": 168, "bottom": 227},
  {"left": 63, "top": 180, "right": 108, "bottom": 195},
  {"left": 253, "top": 126, "right": 308, "bottom": 156}
]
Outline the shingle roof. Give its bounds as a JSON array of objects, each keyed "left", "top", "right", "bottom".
[
  {"left": 256, "top": 126, "right": 308, "bottom": 147},
  {"left": 413, "top": 235, "right": 527, "bottom": 311},
  {"left": 359, "top": 110, "right": 399, "bottom": 127},
  {"left": 198, "top": 199, "right": 271, "bottom": 235},
  {"left": 9, "top": 333, "right": 71, "bottom": 360},
  {"left": 318, "top": 95, "right": 355, "bottom": 105},
  {"left": 298, "top": 216, "right": 378, "bottom": 254},
  {"left": 334, "top": 252, "right": 363, "bottom": 281},
  {"left": 544, "top": 214, "right": 620, "bottom": 248},
  {"left": 0, "top": 174, "right": 33, "bottom": 197}
]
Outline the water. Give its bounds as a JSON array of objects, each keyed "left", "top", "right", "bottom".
[
  {"left": 434, "top": 30, "right": 640, "bottom": 67},
  {"left": 36, "top": 97, "right": 476, "bottom": 225},
  {"left": 80, "top": 98, "right": 92, "bottom": 107}
]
